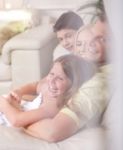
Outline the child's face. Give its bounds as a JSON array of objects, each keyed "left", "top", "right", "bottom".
[
  {"left": 56, "top": 29, "right": 76, "bottom": 52},
  {"left": 75, "top": 21, "right": 106, "bottom": 63},
  {"left": 46, "top": 62, "right": 71, "bottom": 98}
]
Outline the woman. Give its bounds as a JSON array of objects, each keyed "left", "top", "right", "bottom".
[{"left": 0, "top": 54, "right": 96, "bottom": 127}]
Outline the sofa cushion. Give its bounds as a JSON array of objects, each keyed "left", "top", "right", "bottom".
[
  {"left": 0, "top": 125, "right": 104, "bottom": 150},
  {"left": 0, "top": 81, "right": 12, "bottom": 95},
  {"left": 0, "top": 59, "right": 11, "bottom": 81}
]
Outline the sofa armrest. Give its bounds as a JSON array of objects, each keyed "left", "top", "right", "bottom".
[
  {"left": 2, "top": 24, "right": 57, "bottom": 65},
  {"left": 1, "top": 24, "right": 58, "bottom": 89},
  {"left": 11, "top": 37, "right": 57, "bottom": 88},
  {"left": 0, "top": 125, "right": 104, "bottom": 150}
]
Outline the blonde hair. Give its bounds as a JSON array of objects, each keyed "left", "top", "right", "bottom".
[
  {"left": 74, "top": 24, "right": 93, "bottom": 55},
  {"left": 54, "top": 54, "right": 97, "bottom": 102}
]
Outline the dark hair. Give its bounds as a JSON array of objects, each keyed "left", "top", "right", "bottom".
[
  {"left": 53, "top": 11, "right": 83, "bottom": 32},
  {"left": 98, "top": 13, "right": 106, "bottom": 22},
  {"left": 54, "top": 54, "right": 97, "bottom": 100}
]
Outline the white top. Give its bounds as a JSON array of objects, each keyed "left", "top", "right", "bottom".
[
  {"left": 53, "top": 44, "right": 71, "bottom": 60},
  {"left": 0, "top": 93, "right": 43, "bottom": 126},
  {"left": 22, "top": 93, "right": 42, "bottom": 110}
]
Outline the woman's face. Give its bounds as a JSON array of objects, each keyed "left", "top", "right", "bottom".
[
  {"left": 46, "top": 62, "right": 72, "bottom": 98},
  {"left": 75, "top": 21, "right": 106, "bottom": 63},
  {"left": 56, "top": 29, "right": 76, "bottom": 52}
]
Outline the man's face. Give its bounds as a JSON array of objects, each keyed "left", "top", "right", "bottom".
[
  {"left": 56, "top": 29, "right": 76, "bottom": 52},
  {"left": 75, "top": 21, "right": 106, "bottom": 63}
]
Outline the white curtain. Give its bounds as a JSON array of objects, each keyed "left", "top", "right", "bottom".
[{"left": 104, "top": 0, "right": 123, "bottom": 150}]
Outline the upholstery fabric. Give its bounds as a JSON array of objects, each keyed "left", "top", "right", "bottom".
[
  {"left": 0, "top": 24, "right": 58, "bottom": 94},
  {"left": 0, "top": 125, "right": 105, "bottom": 150},
  {"left": 0, "top": 59, "right": 11, "bottom": 81}
]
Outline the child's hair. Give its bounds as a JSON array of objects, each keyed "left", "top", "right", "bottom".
[
  {"left": 53, "top": 11, "right": 83, "bottom": 32},
  {"left": 54, "top": 54, "right": 97, "bottom": 101}
]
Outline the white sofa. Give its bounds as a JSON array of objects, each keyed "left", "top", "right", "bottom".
[
  {"left": 0, "top": 7, "right": 116, "bottom": 150},
  {"left": 0, "top": 125, "right": 105, "bottom": 150},
  {"left": 0, "top": 24, "right": 58, "bottom": 95},
  {"left": 0, "top": 90, "right": 117, "bottom": 150},
  {"left": 0, "top": 95, "right": 117, "bottom": 150},
  {"left": 0, "top": 20, "right": 109, "bottom": 150}
]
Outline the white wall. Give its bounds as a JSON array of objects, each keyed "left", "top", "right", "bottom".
[
  {"left": 0, "top": 0, "right": 97, "bottom": 9},
  {"left": 24, "top": 0, "right": 96, "bottom": 9},
  {"left": 0, "top": 0, "right": 99, "bottom": 26},
  {"left": 104, "top": 0, "right": 123, "bottom": 150},
  {"left": 0, "top": 0, "right": 98, "bottom": 21},
  {"left": 0, "top": 0, "right": 23, "bottom": 9},
  {"left": 25, "top": 0, "right": 98, "bottom": 25}
]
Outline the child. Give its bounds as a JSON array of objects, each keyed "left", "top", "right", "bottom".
[
  {"left": 53, "top": 11, "right": 83, "bottom": 59},
  {"left": 0, "top": 54, "right": 96, "bottom": 127}
]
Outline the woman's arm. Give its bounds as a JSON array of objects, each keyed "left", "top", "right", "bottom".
[
  {"left": 5, "top": 81, "right": 39, "bottom": 104},
  {"left": 25, "top": 112, "right": 78, "bottom": 142},
  {"left": 13, "top": 81, "right": 39, "bottom": 96},
  {"left": 0, "top": 97, "right": 59, "bottom": 127}
]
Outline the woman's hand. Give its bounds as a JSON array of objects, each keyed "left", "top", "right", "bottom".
[
  {"left": 0, "top": 94, "right": 21, "bottom": 111},
  {"left": 8, "top": 90, "right": 22, "bottom": 104}
]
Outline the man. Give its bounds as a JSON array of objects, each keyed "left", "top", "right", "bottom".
[
  {"left": 53, "top": 11, "right": 83, "bottom": 59},
  {"left": 25, "top": 15, "right": 111, "bottom": 142}
]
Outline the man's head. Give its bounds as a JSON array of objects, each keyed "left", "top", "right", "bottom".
[
  {"left": 53, "top": 11, "right": 83, "bottom": 51},
  {"left": 75, "top": 16, "right": 107, "bottom": 64}
]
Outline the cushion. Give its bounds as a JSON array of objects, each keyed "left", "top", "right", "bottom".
[
  {"left": 0, "top": 58, "right": 11, "bottom": 81},
  {"left": 0, "top": 125, "right": 104, "bottom": 150}
]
